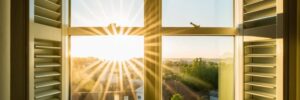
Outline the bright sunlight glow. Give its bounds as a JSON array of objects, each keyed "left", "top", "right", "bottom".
[{"left": 71, "top": 35, "right": 144, "bottom": 61}]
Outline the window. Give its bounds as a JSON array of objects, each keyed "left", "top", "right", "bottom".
[
  {"left": 162, "top": 0, "right": 233, "bottom": 27},
  {"left": 70, "top": 36, "right": 144, "bottom": 100},
  {"left": 71, "top": 0, "right": 144, "bottom": 27},
  {"left": 162, "top": 36, "right": 234, "bottom": 100},
  {"left": 70, "top": 0, "right": 235, "bottom": 100}
]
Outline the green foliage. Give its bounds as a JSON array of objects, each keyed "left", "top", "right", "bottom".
[
  {"left": 164, "top": 58, "right": 219, "bottom": 91},
  {"left": 171, "top": 93, "right": 184, "bottom": 100},
  {"left": 189, "top": 58, "right": 218, "bottom": 90}
]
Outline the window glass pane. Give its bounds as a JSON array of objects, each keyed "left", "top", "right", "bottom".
[
  {"left": 71, "top": 0, "right": 144, "bottom": 27},
  {"left": 162, "top": 0, "right": 233, "bottom": 27},
  {"left": 162, "top": 36, "right": 234, "bottom": 100},
  {"left": 71, "top": 36, "right": 144, "bottom": 100}
]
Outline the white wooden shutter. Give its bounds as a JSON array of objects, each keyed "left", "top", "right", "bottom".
[
  {"left": 29, "top": 0, "right": 65, "bottom": 100},
  {"left": 242, "top": 0, "right": 283, "bottom": 100}
]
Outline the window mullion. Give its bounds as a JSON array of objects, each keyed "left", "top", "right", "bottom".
[{"left": 144, "top": 0, "right": 162, "bottom": 100}]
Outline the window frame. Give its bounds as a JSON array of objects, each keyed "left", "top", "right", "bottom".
[
  {"left": 68, "top": 0, "right": 236, "bottom": 100},
  {"left": 69, "top": 0, "right": 236, "bottom": 36}
]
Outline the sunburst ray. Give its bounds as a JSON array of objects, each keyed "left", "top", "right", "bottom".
[
  {"left": 122, "top": 61, "right": 139, "bottom": 100},
  {"left": 74, "top": 60, "right": 109, "bottom": 92},
  {"left": 102, "top": 61, "right": 118, "bottom": 100}
]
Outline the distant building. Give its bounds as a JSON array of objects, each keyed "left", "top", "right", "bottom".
[
  {"left": 209, "top": 90, "right": 218, "bottom": 100},
  {"left": 136, "top": 86, "right": 144, "bottom": 100}
]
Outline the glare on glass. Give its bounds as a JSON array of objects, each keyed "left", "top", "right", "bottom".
[
  {"left": 71, "top": 0, "right": 144, "bottom": 27},
  {"left": 70, "top": 36, "right": 144, "bottom": 100}
]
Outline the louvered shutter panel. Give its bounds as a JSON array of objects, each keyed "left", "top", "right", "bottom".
[
  {"left": 242, "top": 0, "right": 283, "bottom": 100},
  {"left": 29, "top": 0, "right": 66, "bottom": 100}
]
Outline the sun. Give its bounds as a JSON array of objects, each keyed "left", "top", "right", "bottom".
[
  {"left": 71, "top": 35, "right": 144, "bottom": 61},
  {"left": 100, "top": 35, "right": 143, "bottom": 61}
]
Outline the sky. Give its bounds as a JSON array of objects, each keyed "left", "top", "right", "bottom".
[
  {"left": 162, "top": 36, "right": 234, "bottom": 58},
  {"left": 71, "top": 0, "right": 233, "bottom": 27},
  {"left": 70, "top": 0, "right": 234, "bottom": 59}
]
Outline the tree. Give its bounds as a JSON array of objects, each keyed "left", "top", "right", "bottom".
[
  {"left": 179, "top": 58, "right": 219, "bottom": 91},
  {"left": 171, "top": 93, "right": 183, "bottom": 100}
]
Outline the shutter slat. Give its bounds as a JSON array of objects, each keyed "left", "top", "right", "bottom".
[
  {"left": 35, "top": 80, "right": 60, "bottom": 88},
  {"left": 35, "top": 89, "right": 61, "bottom": 99}
]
